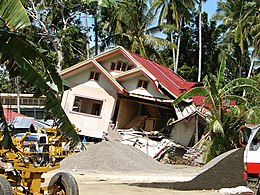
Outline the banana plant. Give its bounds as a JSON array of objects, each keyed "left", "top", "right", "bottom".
[
  {"left": 0, "top": 0, "right": 79, "bottom": 148},
  {"left": 172, "top": 54, "right": 260, "bottom": 162}
]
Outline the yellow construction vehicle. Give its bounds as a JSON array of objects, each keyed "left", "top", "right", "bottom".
[
  {"left": 38, "top": 127, "right": 79, "bottom": 161},
  {"left": 0, "top": 130, "right": 79, "bottom": 195}
]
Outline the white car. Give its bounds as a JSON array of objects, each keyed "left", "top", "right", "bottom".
[{"left": 243, "top": 124, "right": 260, "bottom": 195}]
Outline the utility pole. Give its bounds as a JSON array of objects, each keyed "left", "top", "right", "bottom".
[{"left": 15, "top": 77, "right": 20, "bottom": 114}]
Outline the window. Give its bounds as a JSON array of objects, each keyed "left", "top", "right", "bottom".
[
  {"left": 116, "top": 61, "right": 122, "bottom": 70},
  {"left": 39, "top": 99, "right": 45, "bottom": 105},
  {"left": 91, "top": 103, "right": 101, "bottom": 115},
  {"left": 111, "top": 62, "right": 116, "bottom": 70},
  {"left": 250, "top": 130, "right": 260, "bottom": 151},
  {"left": 28, "top": 98, "right": 33, "bottom": 105},
  {"left": 1, "top": 98, "right": 5, "bottom": 104},
  {"left": 72, "top": 96, "right": 103, "bottom": 116},
  {"left": 11, "top": 98, "right": 16, "bottom": 105},
  {"left": 89, "top": 72, "right": 100, "bottom": 81},
  {"left": 122, "top": 63, "right": 127, "bottom": 71},
  {"left": 137, "top": 80, "right": 149, "bottom": 89},
  {"left": 33, "top": 99, "right": 39, "bottom": 105},
  {"left": 110, "top": 61, "right": 132, "bottom": 72}
]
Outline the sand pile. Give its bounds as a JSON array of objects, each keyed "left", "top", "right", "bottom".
[
  {"left": 132, "top": 147, "right": 246, "bottom": 190},
  {"left": 61, "top": 141, "right": 172, "bottom": 172}
]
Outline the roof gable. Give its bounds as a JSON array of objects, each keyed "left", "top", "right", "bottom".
[
  {"left": 61, "top": 59, "right": 125, "bottom": 94},
  {"left": 61, "top": 46, "right": 199, "bottom": 102},
  {"left": 126, "top": 50, "right": 195, "bottom": 98}
]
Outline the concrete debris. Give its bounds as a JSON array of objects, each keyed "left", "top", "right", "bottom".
[
  {"left": 113, "top": 128, "right": 207, "bottom": 166},
  {"left": 219, "top": 186, "right": 253, "bottom": 194},
  {"left": 117, "top": 128, "right": 184, "bottom": 159}
]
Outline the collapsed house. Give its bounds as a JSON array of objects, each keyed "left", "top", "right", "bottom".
[{"left": 61, "top": 46, "right": 209, "bottom": 147}]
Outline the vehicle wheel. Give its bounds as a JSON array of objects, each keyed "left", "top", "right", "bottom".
[
  {"left": 248, "top": 180, "right": 260, "bottom": 195},
  {"left": 256, "top": 181, "right": 260, "bottom": 195},
  {"left": 49, "top": 172, "right": 79, "bottom": 195},
  {"left": 0, "top": 176, "right": 13, "bottom": 195}
]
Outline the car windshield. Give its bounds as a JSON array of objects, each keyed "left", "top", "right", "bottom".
[
  {"left": 249, "top": 129, "right": 260, "bottom": 151},
  {"left": 24, "top": 135, "right": 39, "bottom": 142}
]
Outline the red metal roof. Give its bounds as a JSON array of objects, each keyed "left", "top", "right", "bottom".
[
  {"left": 128, "top": 51, "right": 196, "bottom": 97},
  {"left": 61, "top": 46, "right": 203, "bottom": 105},
  {"left": 3, "top": 108, "right": 27, "bottom": 123}
]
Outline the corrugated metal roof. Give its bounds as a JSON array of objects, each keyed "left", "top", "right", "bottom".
[
  {"left": 128, "top": 51, "right": 196, "bottom": 98},
  {"left": 3, "top": 108, "right": 27, "bottom": 123},
  {"left": 11, "top": 116, "right": 34, "bottom": 129},
  {"left": 60, "top": 46, "right": 203, "bottom": 105}
]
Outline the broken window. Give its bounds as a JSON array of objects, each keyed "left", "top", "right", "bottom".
[
  {"left": 89, "top": 72, "right": 100, "bottom": 81},
  {"left": 137, "top": 80, "right": 149, "bottom": 89},
  {"left": 72, "top": 96, "right": 103, "bottom": 116}
]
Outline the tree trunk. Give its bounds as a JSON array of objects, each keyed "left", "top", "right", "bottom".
[
  {"left": 171, "top": 33, "right": 176, "bottom": 68},
  {"left": 198, "top": 0, "right": 202, "bottom": 82},
  {"left": 85, "top": 11, "right": 90, "bottom": 59},
  {"left": 175, "top": 34, "right": 181, "bottom": 73},
  {"left": 94, "top": 8, "right": 99, "bottom": 55},
  {"left": 174, "top": 17, "right": 183, "bottom": 73},
  {"left": 247, "top": 57, "right": 254, "bottom": 78},
  {"left": 57, "top": 42, "right": 64, "bottom": 72}
]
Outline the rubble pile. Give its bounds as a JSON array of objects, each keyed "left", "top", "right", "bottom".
[
  {"left": 60, "top": 141, "right": 173, "bottom": 172},
  {"left": 118, "top": 129, "right": 184, "bottom": 156},
  {"left": 131, "top": 147, "right": 246, "bottom": 190},
  {"left": 118, "top": 129, "right": 203, "bottom": 166}
]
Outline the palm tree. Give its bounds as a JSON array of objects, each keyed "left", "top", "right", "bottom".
[
  {"left": 172, "top": 53, "right": 260, "bottom": 162},
  {"left": 150, "top": 0, "right": 195, "bottom": 72},
  {"left": 197, "top": 0, "right": 207, "bottom": 82},
  {"left": 0, "top": 0, "right": 79, "bottom": 148},
  {"left": 213, "top": 0, "right": 259, "bottom": 78},
  {"left": 82, "top": 0, "right": 117, "bottom": 55},
  {"left": 101, "top": 0, "right": 171, "bottom": 63}
]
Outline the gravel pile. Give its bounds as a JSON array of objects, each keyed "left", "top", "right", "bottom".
[
  {"left": 61, "top": 141, "right": 172, "bottom": 172},
  {"left": 61, "top": 141, "right": 246, "bottom": 190},
  {"left": 131, "top": 147, "right": 246, "bottom": 190}
]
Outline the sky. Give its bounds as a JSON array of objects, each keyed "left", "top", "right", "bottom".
[
  {"left": 88, "top": 0, "right": 220, "bottom": 48},
  {"left": 203, "top": 0, "right": 219, "bottom": 19}
]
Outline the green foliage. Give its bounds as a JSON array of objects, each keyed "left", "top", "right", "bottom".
[
  {"left": 160, "top": 12, "right": 221, "bottom": 81},
  {"left": 173, "top": 54, "right": 260, "bottom": 162},
  {"left": 0, "top": 0, "right": 30, "bottom": 30},
  {"left": 213, "top": 0, "right": 259, "bottom": 79},
  {"left": 0, "top": 1, "right": 79, "bottom": 146},
  {"left": 0, "top": 69, "right": 13, "bottom": 92},
  {"left": 245, "top": 73, "right": 260, "bottom": 124},
  {"left": 100, "top": 0, "right": 171, "bottom": 64},
  {"left": 21, "top": 0, "right": 86, "bottom": 69}
]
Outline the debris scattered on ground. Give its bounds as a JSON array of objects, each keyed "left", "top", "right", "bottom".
[
  {"left": 218, "top": 186, "right": 253, "bottom": 194},
  {"left": 130, "top": 148, "right": 246, "bottom": 190},
  {"left": 116, "top": 128, "right": 204, "bottom": 166}
]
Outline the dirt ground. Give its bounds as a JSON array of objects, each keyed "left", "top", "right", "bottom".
[
  {"left": 43, "top": 167, "right": 220, "bottom": 195},
  {"left": 77, "top": 182, "right": 220, "bottom": 195},
  {"left": 42, "top": 147, "right": 245, "bottom": 194}
]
